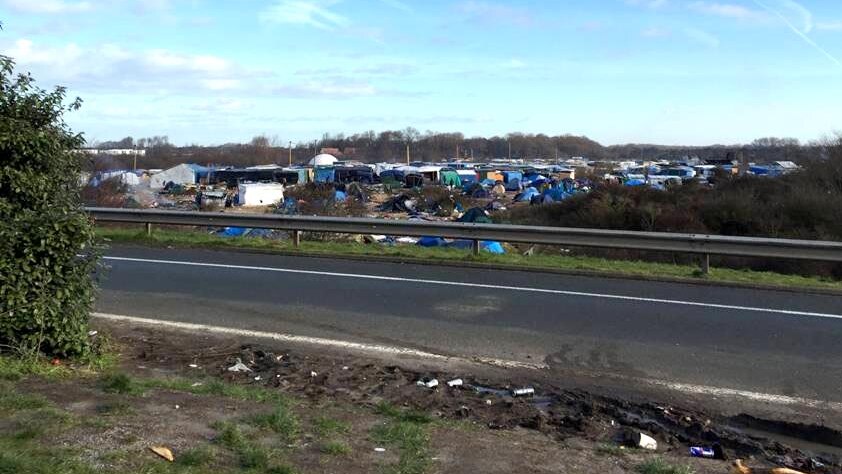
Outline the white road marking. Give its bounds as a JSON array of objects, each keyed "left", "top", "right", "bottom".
[
  {"left": 91, "top": 312, "right": 547, "bottom": 370},
  {"left": 92, "top": 312, "right": 842, "bottom": 409},
  {"left": 102, "top": 255, "right": 842, "bottom": 320}
]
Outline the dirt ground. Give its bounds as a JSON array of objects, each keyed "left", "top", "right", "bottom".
[{"left": 4, "top": 320, "right": 840, "bottom": 474}]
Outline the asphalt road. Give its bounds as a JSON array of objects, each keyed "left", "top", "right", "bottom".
[{"left": 96, "top": 244, "right": 842, "bottom": 403}]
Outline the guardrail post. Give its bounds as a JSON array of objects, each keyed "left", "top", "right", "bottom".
[
  {"left": 700, "top": 253, "right": 710, "bottom": 275},
  {"left": 291, "top": 230, "right": 300, "bottom": 248},
  {"left": 472, "top": 240, "right": 480, "bottom": 256},
  {"left": 145, "top": 222, "right": 152, "bottom": 237}
]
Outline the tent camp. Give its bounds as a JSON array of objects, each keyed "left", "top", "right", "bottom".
[
  {"left": 309, "top": 154, "right": 338, "bottom": 167},
  {"left": 150, "top": 164, "right": 200, "bottom": 189},
  {"left": 440, "top": 170, "right": 461, "bottom": 188},
  {"left": 237, "top": 183, "right": 284, "bottom": 206}
]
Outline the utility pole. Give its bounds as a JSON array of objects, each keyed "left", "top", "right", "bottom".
[
  {"left": 133, "top": 145, "right": 137, "bottom": 172},
  {"left": 508, "top": 141, "right": 511, "bottom": 161},
  {"left": 406, "top": 144, "right": 410, "bottom": 165},
  {"left": 288, "top": 141, "right": 292, "bottom": 167},
  {"left": 456, "top": 143, "right": 459, "bottom": 161}
]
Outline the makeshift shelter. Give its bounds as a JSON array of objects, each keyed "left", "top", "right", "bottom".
[
  {"left": 379, "top": 194, "right": 417, "bottom": 213},
  {"left": 314, "top": 167, "right": 336, "bottom": 183},
  {"left": 505, "top": 178, "right": 522, "bottom": 191},
  {"left": 150, "top": 164, "right": 199, "bottom": 189},
  {"left": 237, "top": 183, "right": 285, "bottom": 206},
  {"left": 309, "top": 154, "right": 338, "bottom": 167},
  {"left": 502, "top": 171, "right": 523, "bottom": 184},
  {"left": 418, "top": 166, "right": 443, "bottom": 183},
  {"left": 417, "top": 236, "right": 447, "bottom": 247},
  {"left": 283, "top": 168, "right": 309, "bottom": 185},
  {"left": 456, "top": 170, "right": 479, "bottom": 186},
  {"left": 440, "top": 170, "right": 462, "bottom": 188},
  {"left": 404, "top": 173, "right": 424, "bottom": 188},
  {"left": 514, "top": 187, "right": 540, "bottom": 202},
  {"left": 457, "top": 208, "right": 492, "bottom": 224},
  {"left": 479, "top": 170, "right": 504, "bottom": 182}
]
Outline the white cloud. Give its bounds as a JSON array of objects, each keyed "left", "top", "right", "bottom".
[
  {"left": 642, "top": 27, "right": 672, "bottom": 37},
  {"left": 455, "top": 1, "right": 534, "bottom": 27},
  {"left": 504, "top": 58, "right": 526, "bottom": 69},
  {"left": 2, "top": 0, "right": 92, "bottom": 13},
  {"left": 750, "top": 0, "right": 842, "bottom": 68},
  {"left": 684, "top": 27, "right": 720, "bottom": 47},
  {"left": 274, "top": 80, "right": 377, "bottom": 98},
  {"left": 259, "top": 0, "right": 350, "bottom": 30},
  {"left": 624, "top": 0, "right": 669, "bottom": 9},
  {"left": 816, "top": 21, "right": 842, "bottom": 31},
  {"left": 688, "top": 1, "right": 766, "bottom": 20},
  {"left": 378, "top": 0, "right": 411, "bottom": 12},
  {"left": 1, "top": 38, "right": 242, "bottom": 93}
]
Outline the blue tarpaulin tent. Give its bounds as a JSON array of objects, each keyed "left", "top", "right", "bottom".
[{"left": 314, "top": 167, "right": 335, "bottom": 183}]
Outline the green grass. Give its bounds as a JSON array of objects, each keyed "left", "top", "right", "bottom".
[
  {"left": 246, "top": 403, "right": 301, "bottom": 442},
  {"left": 320, "top": 440, "right": 351, "bottom": 456},
  {"left": 313, "top": 416, "right": 351, "bottom": 437},
  {"left": 595, "top": 443, "right": 627, "bottom": 457},
  {"left": 142, "top": 376, "right": 292, "bottom": 404},
  {"left": 0, "top": 385, "right": 49, "bottom": 412},
  {"left": 99, "top": 372, "right": 143, "bottom": 395},
  {"left": 371, "top": 403, "right": 434, "bottom": 474},
  {"left": 0, "top": 355, "right": 73, "bottom": 381},
  {"left": 375, "top": 402, "right": 434, "bottom": 425},
  {"left": 98, "top": 226, "right": 842, "bottom": 292},
  {"left": 371, "top": 421, "right": 432, "bottom": 474},
  {"left": 636, "top": 458, "right": 696, "bottom": 474}
]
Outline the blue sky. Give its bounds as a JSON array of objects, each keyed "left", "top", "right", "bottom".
[{"left": 0, "top": 0, "right": 840, "bottom": 146}]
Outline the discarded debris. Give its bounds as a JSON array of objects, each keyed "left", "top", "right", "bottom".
[
  {"left": 149, "top": 446, "right": 174, "bottom": 462},
  {"left": 188, "top": 364, "right": 198, "bottom": 368},
  {"left": 690, "top": 445, "right": 724, "bottom": 459},
  {"left": 732, "top": 459, "right": 806, "bottom": 474},
  {"left": 374, "top": 448, "right": 386, "bottom": 453},
  {"left": 87, "top": 330, "right": 98, "bottom": 336},
  {"left": 227, "top": 358, "right": 252, "bottom": 373},
  {"left": 310, "top": 371, "right": 318, "bottom": 378},
  {"left": 626, "top": 431, "right": 657, "bottom": 451},
  {"left": 191, "top": 382, "right": 203, "bottom": 387},
  {"left": 446, "top": 378, "right": 464, "bottom": 387},
  {"left": 416, "top": 378, "right": 439, "bottom": 388},
  {"left": 511, "top": 387, "right": 535, "bottom": 397},
  {"left": 254, "top": 376, "right": 261, "bottom": 381}
]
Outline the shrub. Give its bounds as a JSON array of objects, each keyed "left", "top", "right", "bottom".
[{"left": 0, "top": 57, "right": 98, "bottom": 357}]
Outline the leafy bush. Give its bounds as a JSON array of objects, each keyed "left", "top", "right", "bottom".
[{"left": 0, "top": 57, "right": 98, "bottom": 356}]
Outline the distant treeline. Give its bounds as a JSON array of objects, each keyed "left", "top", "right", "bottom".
[{"left": 85, "top": 131, "right": 824, "bottom": 171}]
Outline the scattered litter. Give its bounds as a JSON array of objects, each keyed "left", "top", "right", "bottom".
[
  {"left": 733, "top": 460, "right": 805, "bottom": 474},
  {"left": 188, "top": 364, "right": 198, "bottom": 368},
  {"left": 87, "top": 330, "right": 98, "bottom": 336},
  {"left": 254, "top": 376, "right": 262, "bottom": 381},
  {"left": 416, "top": 378, "right": 439, "bottom": 388},
  {"left": 149, "top": 446, "right": 174, "bottom": 462},
  {"left": 626, "top": 431, "right": 657, "bottom": 451},
  {"left": 374, "top": 448, "right": 386, "bottom": 453},
  {"left": 511, "top": 387, "right": 535, "bottom": 397},
  {"left": 190, "top": 382, "right": 203, "bottom": 387},
  {"left": 174, "top": 405, "right": 180, "bottom": 410},
  {"left": 227, "top": 358, "right": 252, "bottom": 373},
  {"left": 310, "top": 371, "right": 318, "bottom": 378},
  {"left": 485, "top": 399, "right": 493, "bottom": 405},
  {"left": 275, "top": 355, "right": 284, "bottom": 361},
  {"left": 50, "top": 358, "right": 61, "bottom": 366},
  {"left": 342, "top": 366, "right": 349, "bottom": 371},
  {"left": 690, "top": 445, "right": 725, "bottom": 460},
  {"left": 446, "top": 378, "right": 463, "bottom": 388}
]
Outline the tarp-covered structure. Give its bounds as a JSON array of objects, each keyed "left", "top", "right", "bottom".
[
  {"left": 237, "top": 183, "right": 285, "bottom": 206},
  {"left": 151, "top": 163, "right": 203, "bottom": 189},
  {"left": 440, "top": 170, "right": 461, "bottom": 188}
]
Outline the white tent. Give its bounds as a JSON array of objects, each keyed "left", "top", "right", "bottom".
[
  {"left": 237, "top": 183, "right": 285, "bottom": 206},
  {"left": 309, "top": 154, "right": 338, "bottom": 167},
  {"left": 150, "top": 164, "right": 196, "bottom": 189}
]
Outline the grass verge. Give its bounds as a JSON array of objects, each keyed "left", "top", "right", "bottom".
[
  {"left": 98, "top": 226, "right": 842, "bottom": 292},
  {"left": 372, "top": 402, "right": 434, "bottom": 474},
  {"left": 636, "top": 458, "right": 695, "bottom": 474}
]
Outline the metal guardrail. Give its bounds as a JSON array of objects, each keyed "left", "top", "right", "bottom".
[{"left": 86, "top": 207, "right": 842, "bottom": 273}]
